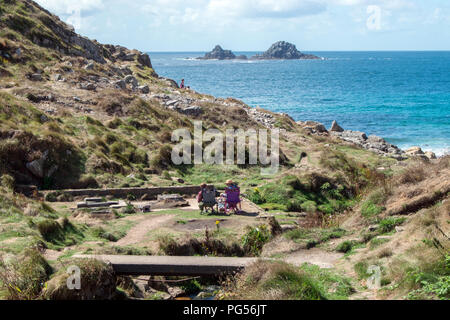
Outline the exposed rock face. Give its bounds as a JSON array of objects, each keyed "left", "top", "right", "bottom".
[
  {"left": 424, "top": 151, "right": 437, "bottom": 160},
  {"left": 252, "top": 41, "right": 320, "bottom": 60},
  {"left": 405, "top": 146, "right": 424, "bottom": 156},
  {"left": 26, "top": 151, "right": 48, "bottom": 178},
  {"left": 330, "top": 120, "right": 344, "bottom": 132},
  {"left": 1, "top": 1, "right": 155, "bottom": 72},
  {"left": 198, "top": 45, "right": 237, "bottom": 60},
  {"left": 297, "top": 121, "right": 328, "bottom": 134}
]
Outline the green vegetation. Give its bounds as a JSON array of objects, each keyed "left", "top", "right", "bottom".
[
  {"left": 241, "top": 225, "right": 271, "bottom": 256},
  {"left": 378, "top": 217, "right": 406, "bottom": 234},
  {"left": 360, "top": 187, "right": 389, "bottom": 218},
  {"left": 231, "top": 261, "right": 354, "bottom": 300},
  {"left": 0, "top": 249, "right": 52, "bottom": 300},
  {"left": 284, "top": 227, "right": 346, "bottom": 248},
  {"left": 299, "top": 264, "right": 355, "bottom": 300},
  {"left": 248, "top": 174, "right": 354, "bottom": 214}
]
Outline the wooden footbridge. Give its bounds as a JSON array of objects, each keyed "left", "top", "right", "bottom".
[{"left": 73, "top": 255, "right": 259, "bottom": 276}]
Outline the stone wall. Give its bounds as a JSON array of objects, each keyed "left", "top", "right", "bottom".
[{"left": 45, "top": 186, "right": 201, "bottom": 202}]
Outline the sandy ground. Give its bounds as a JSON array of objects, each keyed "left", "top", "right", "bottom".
[{"left": 116, "top": 215, "right": 175, "bottom": 246}]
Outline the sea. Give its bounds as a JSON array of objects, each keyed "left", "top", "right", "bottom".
[{"left": 150, "top": 51, "right": 450, "bottom": 156}]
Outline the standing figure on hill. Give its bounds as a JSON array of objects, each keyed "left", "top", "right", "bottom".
[{"left": 180, "top": 79, "right": 185, "bottom": 89}]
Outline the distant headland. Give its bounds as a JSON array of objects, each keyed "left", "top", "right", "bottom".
[{"left": 197, "top": 41, "right": 321, "bottom": 61}]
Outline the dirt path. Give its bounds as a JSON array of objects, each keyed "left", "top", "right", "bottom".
[
  {"left": 116, "top": 215, "right": 174, "bottom": 246},
  {"left": 283, "top": 248, "right": 344, "bottom": 269}
]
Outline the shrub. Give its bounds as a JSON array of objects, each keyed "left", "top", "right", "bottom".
[
  {"left": 0, "top": 249, "right": 52, "bottom": 300},
  {"left": 36, "top": 219, "right": 63, "bottom": 241},
  {"left": 397, "top": 165, "right": 427, "bottom": 185},
  {"left": 241, "top": 225, "right": 271, "bottom": 256},
  {"left": 361, "top": 200, "right": 384, "bottom": 218},
  {"left": 301, "top": 201, "right": 317, "bottom": 214},
  {"left": 91, "top": 227, "right": 119, "bottom": 242},
  {"left": 151, "top": 144, "right": 173, "bottom": 168},
  {"left": 287, "top": 199, "right": 303, "bottom": 212},
  {"left": 336, "top": 241, "right": 355, "bottom": 253},
  {"left": 378, "top": 217, "right": 406, "bottom": 234},
  {"left": 43, "top": 259, "right": 117, "bottom": 300}
]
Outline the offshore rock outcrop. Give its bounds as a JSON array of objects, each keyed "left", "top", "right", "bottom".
[
  {"left": 197, "top": 45, "right": 245, "bottom": 60},
  {"left": 251, "top": 41, "right": 320, "bottom": 60}
]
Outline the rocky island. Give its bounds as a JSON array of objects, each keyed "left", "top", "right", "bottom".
[
  {"left": 198, "top": 42, "right": 320, "bottom": 61},
  {"left": 197, "top": 45, "right": 246, "bottom": 60},
  {"left": 251, "top": 41, "right": 320, "bottom": 60}
]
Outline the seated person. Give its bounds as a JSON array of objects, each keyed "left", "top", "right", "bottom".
[
  {"left": 197, "top": 183, "right": 217, "bottom": 214},
  {"left": 225, "top": 179, "right": 241, "bottom": 214}
]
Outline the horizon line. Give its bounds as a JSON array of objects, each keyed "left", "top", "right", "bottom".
[{"left": 146, "top": 49, "right": 450, "bottom": 53}]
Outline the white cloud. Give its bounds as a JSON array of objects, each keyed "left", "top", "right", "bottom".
[{"left": 35, "top": 0, "right": 104, "bottom": 15}]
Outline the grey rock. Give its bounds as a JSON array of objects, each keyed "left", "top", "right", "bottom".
[
  {"left": 138, "top": 85, "right": 150, "bottom": 94},
  {"left": 198, "top": 45, "right": 237, "bottom": 60},
  {"left": 80, "top": 82, "right": 96, "bottom": 91},
  {"left": 181, "top": 106, "right": 203, "bottom": 116},
  {"left": 138, "top": 53, "right": 152, "bottom": 68},
  {"left": 26, "top": 151, "right": 48, "bottom": 178},
  {"left": 405, "top": 146, "right": 424, "bottom": 156},
  {"left": 424, "top": 151, "right": 437, "bottom": 160},
  {"left": 84, "top": 62, "right": 95, "bottom": 70},
  {"left": 30, "top": 73, "right": 43, "bottom": 81},
  {"left": 251, "top": 41, "right": 320, "bottom": 60},
  {"left": 124, "top": 75, "right": 138, "bottom": 87},
  {"left": 330, "top": 120, "right": 344, "bottom": 132},
  {"left": 40, "top": 114, "right": 49, "bottom": 123},
  {"left": 114, "top": 80, "right": 127, "bottom": 90}
]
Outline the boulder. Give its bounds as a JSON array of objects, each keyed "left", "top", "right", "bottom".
[
  {"left": 302, "top": 121, "right": 327, "bottom": 133},
  {"left": 138, "top": 53, "right": 152, "bottom": 68},
  {"left": 330, "top": 120, "right": 344, "bottom": 132},
  {"left": 424, "top": 151, "right": 437, "bottom": 160},
  {"left": 114, "top": 80, "right": 126, "bottom": 90},
  {"left": 79, "top": 82, "right": 96, "bottom": 91},
  {"left": 341, "top": 130, "right": 368, "bottom": 141},
  {"left": 30, "top": 73, "right": 43, "bottom": 81},
  {"left": 405, "top": 146, "right": 424, "bottom": 156},
  {"left": 26, "top": 151, "right": 48, "bottom": 178},
  {"left": 181, "top": 106, "right": 203, "bottom": 116},
  {"left": 138, "top": 85, "right": 150, "bottom": 94},
  {"left": 124, "top": 75, "right": 138, "bottom": 88}
]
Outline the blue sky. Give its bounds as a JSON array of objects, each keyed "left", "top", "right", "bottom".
[{"left": 35, "top": 0, "right": 450, "bottom": 52}]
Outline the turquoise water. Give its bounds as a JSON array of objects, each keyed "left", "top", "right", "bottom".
[{"left": 150, "top": 51, "right": 450, "bottom": 156}]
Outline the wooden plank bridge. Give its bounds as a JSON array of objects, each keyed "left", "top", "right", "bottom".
[{"left": 73, "top": 255, "right": 259, "bottom": 276}]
